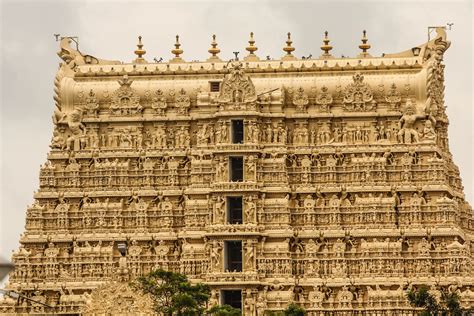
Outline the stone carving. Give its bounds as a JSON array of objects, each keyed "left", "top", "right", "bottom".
[
  {"left": 397, "top": 99, "right": 429, "bottom": 144},
  {"left": 151, "top": 89, "right": 167, "bottom": 115},
  {"left": 82, "top": 282, "right": 154, "bottom": 315},
  {"left": 244, "top": 240, "right": 256, "bottom": 270},
  {"left": 65, "top": 109, "right": 86, "bottom": 151},
  {"left": 110, "top": 75, "right": 143, "bottom": 115},
  {"left": 422, "top": 119, "right": 437, "bottom": 143},
  {"left": 7, "top": 30, "right": 474, "bottom": 315},
  {"left": 210, "top": 240, "right": 223, "bottom": 269},
  {"left": 174, "top": 88, "right": 191, "bottom": 115},
  {"left": 315, "top": 86, "right": 333, "bottom": 112},
  {"left": 385, "top": 83, "right": 401, "bottom": 110},
  {"left": 50, "top": 127, "right": 66, "bottom": 149},
  {"left": 245, "top": 195, "right": 257, "bottom": 223},
  {"left": 78, "top": 89, "right": 100, "bottom": 117},
  {"left": 213, "top": 195, "right": 225, "bottom": 224},
  {"left": 343, "top": 72, "right": 376, "bottom": 111},
  {"left": 174, "top": 126, "right": 190, "bottom": 149},
  {"left": 293, "top": 87, "right": 309, "bottom": 112},
  {"left": 218, "top": 61, "right": 257, "bottom": 109},
  {"left": 245, "top": 156, "right": 257, "bottom": 182}
]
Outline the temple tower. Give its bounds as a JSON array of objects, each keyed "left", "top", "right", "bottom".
[{"left": 1, "top": 29, "right": 473, "bottom": 315}]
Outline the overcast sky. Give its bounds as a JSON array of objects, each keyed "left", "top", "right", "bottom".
[{"left": 0, "top": 0, "right": 473, "bottom": 263}]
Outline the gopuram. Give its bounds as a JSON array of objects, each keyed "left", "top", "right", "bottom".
[{"left": 1, "top": 28, "right": 473, "bottom": 315}]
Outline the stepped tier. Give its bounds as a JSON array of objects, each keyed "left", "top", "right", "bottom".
[{"left": 2, "top": 28, "right": 473, "bottom": 315}]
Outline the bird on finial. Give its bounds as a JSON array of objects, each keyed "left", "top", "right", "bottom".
[
  {"left": 134, "top": 35, "right": 147, "bottom": 63},
  {"left": 358, "top": 30, "right": 371, "bottom": 57},
  {"left": 282, "top": 32, "right": 296, "bottom": 60},
  {"left": 320, "top": 31, "right": 333, "bottom": 58},
  {"left": 244, "top": 32, "right": 259, "bottom": 61},
  {"left": 170, "top": 35, "right": 184, "bottom": 62},
  {"left": 207, "top": 34, "right": 221, "bottom": 61}
]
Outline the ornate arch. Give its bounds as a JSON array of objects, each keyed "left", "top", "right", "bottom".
[{"left": 82, "top": 282, "right": 155, "bottom": 315}]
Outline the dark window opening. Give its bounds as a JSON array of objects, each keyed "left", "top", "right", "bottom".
[
  {"left": 210, "top": 81, "right": 221, "bottom": 92},
  {"left": 221, "top": 290, "right": 242, "bottom": 310},
  {"left": 227, "top": 197, "right": 243, "bottom": 224},
  {"left": 225, "top": 241, "right": 242, "bottom": 272},
  {"left": 231, "top": 120, "right": 244, "bottom": 144},
  {"left": 229, "top": 157, "right": 243, "bottom": 182}
]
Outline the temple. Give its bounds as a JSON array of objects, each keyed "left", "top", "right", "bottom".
[{"left": 1, "top": 28, "right": 473, "bottom": 315}]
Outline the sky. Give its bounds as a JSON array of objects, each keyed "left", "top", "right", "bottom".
[{"left": 0, "top": 0, "right": 473, "bottom": 269}]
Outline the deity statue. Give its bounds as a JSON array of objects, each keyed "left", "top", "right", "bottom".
[
  {"left": 422, "top": 119, "right": 437, "bottom": 143},
  {"left": 303, "top": 194, "right": 315, "bottom": 210},
  {"left": 211, "top": 240, "right": 223, "bottom": 269},
  {"left": 245, "top": 196, "right": 256, "bottom": 224},
  {"left": 244, "top": 240, "right": 255, "bottom": 270},
  {"left": 397, "top": 100, "right": 429, "bottom": 144},
  {"left": 214, "top": 196, "right": 225, "bottom": 224},
  {"left": 245, "top": 156, "right": 257, "bottom": 182},
  {"left": 243, "top": 289, "right": 255, "bottom": 316},
  {"left": 50, "top": 128, "right": 65, "bottom": 149},
  {"left": 151, "top": 89, "right": 167, "bottom": 115},
  {"left": 66, "top": 109, "right": 86, "bottom": 151}
]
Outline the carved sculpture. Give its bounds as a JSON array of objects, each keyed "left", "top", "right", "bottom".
[
  {"left": 397, "top": 99, "right": 428, "bottom": 144},
  {"left": 151, "top": 89, "right": 167, "bottom": 115},
  {"left": 110, "top": 75, "right": 142, "bottom": 115},
  {"left": 315, "top": 86, "right": 333, "bottom": 112},
  {"left": 4, "top": 29, "right": 473, "bottom": 315},
  {"left": 218, "top": 61, "right": 257, "bottom": 110},
  {"left": 343, "top": 72, "right": 376, "bottom": 111},
  {"left": 293, "top": 87, "right": 309, "bottom": 112},
  {"left": 174, "top": 88, "right": 191, "bottom": 115}
]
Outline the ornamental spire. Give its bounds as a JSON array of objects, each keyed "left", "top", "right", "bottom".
[
  {"left": 358, "top": 30, "right": 372, "bottom": 58},
  {"left": 282, "top": 32, "right": 296, "bottom": 60},
  {"left": 320, "top": 31, "right": 333, "bottom": 58},
  {"left": 244, "top": 32, "right": 259, "bottom": 61},
  {"left": 170, "top": 35, "right": 184, "bottom": 62},
  {"left": 207, "top": 34, "right": 221, "bottom": 61},
  {"left": 133, "top": 36, "right": 147, "bottom": 64}
]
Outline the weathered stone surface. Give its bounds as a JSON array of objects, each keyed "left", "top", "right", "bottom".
[{"left": 2, "top": 29, "right": 473, "bottom": 314}]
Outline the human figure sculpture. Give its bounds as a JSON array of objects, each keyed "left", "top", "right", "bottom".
[
  {"left": 214, "top": 196, "right": 225, "bottom": 224},
  {"left": 246, "top": 156, "right": 257, "bottom": 181},
  {"left": 422, "top": 120, "right": 437, "bottom": 143},
  {"left": 211, "top": 240, "right": 223, "bottom": 269},
  {"left": 243, "top": 289, "right": 255, "bottom": 316},
  {"left": 51, "top": 129, "right": 65, "bottom": 149},
  {"left": 66, "top": 109, "right": 86, "bottom": 151},
  {"left": 245, "top": 196, "right": 256, "bottom": 224},
  {"left": 244, "top": 241, "right": 255, "bottom": 270},
  {"left": 397, "top": 100, "right": 429, "bottom": 144}
]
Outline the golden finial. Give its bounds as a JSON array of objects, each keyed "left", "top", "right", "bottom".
[
  {"left": 134, "top": 35, "right": 147, "bottom": 63},
  {"left": 244, "top": 32, "right": 259, "bottom": 61},
  {"left": 358, "top": 30, "right": 371, "bottom": 57},
  {"left": 320, "top": 31, "right": 333, "bottom": 58},
  {"left": 282, "top": 32, "right": 296, "bottom": 60},
  {"left": 207, "top": 34, "right": 221, "bottom": 61},
  {"left": 170, "top": 35, "right": 184, "bottom": 62}
]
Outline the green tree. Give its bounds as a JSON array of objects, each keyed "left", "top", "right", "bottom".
[
  {"left": 134, "top": 269, "right": 210, "bottom": 316},
  {"left": 283, "top": 303, "right": 306, "bottom": 316},
  {"left": 407, "top": 285, "right": 464, "bottom": 316},
  {"left": 440, "top": 290, "right": 462, "bottom": 316},
  {"left": 207, "top": 304, "right": 241, "bottom": 316},
  {"left": 407, "top": 285, "right": 440, "bottom": 316}
]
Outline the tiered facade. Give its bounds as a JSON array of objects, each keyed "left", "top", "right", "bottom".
[{"left": 2, "top": 28, "right": 474, "bottom": 315}]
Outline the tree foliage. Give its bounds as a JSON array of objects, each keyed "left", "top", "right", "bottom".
[
  {"left": 283, "top": 303, "right": 306, "bottom": 316},
  {"left": 207, "top": 304, "right": 241, "bottom": 316},
  {"left": 134, "top": 269, "right": 210, "bottom": 316},
  {"left": 407, "top": 285, "right": 464, "bottom": 316}
]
